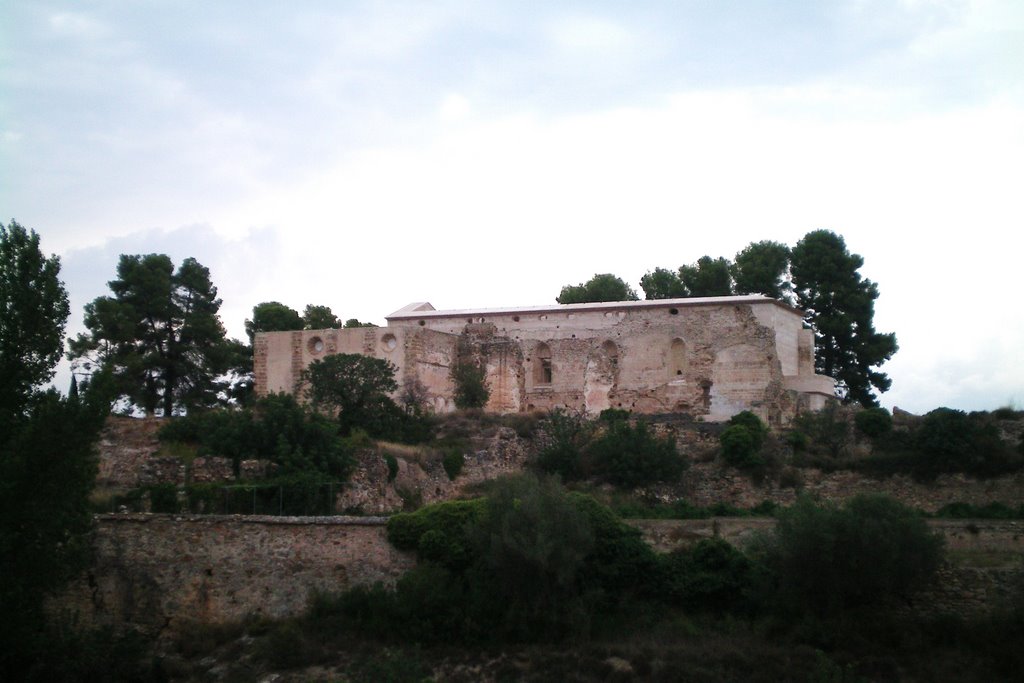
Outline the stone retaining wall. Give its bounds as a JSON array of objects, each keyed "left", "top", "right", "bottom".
[
  {"left": 55, "top": 514, "right": 414, "bottom": 637},
  {"left": 54, "top": 514, "right": 1022, "bottom": 637}
]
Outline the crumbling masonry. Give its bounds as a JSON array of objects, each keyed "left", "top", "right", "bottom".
[{"left": 255, "top": 295, "right": 835, "bottom": 425}]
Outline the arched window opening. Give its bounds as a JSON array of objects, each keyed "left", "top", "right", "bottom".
[
  {"left": 670, "top": 338, "right": 687, "bottom": 378},
  {"left": 534, "top": 342, "right": 553, "bottom": 385}
]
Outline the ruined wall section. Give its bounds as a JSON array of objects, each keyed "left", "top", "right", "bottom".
[
  {"left": 55, "top": 515, "right": 414, "bottom": 636},
  {"left": 53, "top": 515, "right": 1021, "bottom": 634},
  {"left": 255, "top": 297, "right": 832, "bottom": 421},
  {"left": 507, "top": 303, "right": 790, "bottom": 421},
  {"left": 256, "top": 326, "right": 461, "bottom": 413}
]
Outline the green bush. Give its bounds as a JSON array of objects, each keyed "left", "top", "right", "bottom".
[
  {"left": 159, "top": 393, "right": 353, "bottom": 479},
  {"left": 793, "top": 402, "right": 851, "bottom": 458},
  {"left": 450, "top": 356, "right": 490, "bottom": 410},
  {"left": 535, "top": 409, "right": 592, "bottom": 480},
  {"left": 442, "top": 449, "right": 464, "bottom": 480},
  {"left": 720, "top": 425, "right": 763, "bottom": 468},
  {"left": 586, "top": 418, "right": 686, "bottom": 487},
  {"left": 752, "top": 494, "right": 944, "bottom": 617},
  {"left": 935, "top": 501, "right": 1024, "bottom": 519},
  {"left": 148, "top": 484, "right": 179, "bottom": 513},
  {"left": 384, "top": 453, "right": 398, "bottom": 482},
  {"left": 785, "top": 429, "right": 808, "bottom": 452},
  {"left": 728, "top": 411, "right": 768, "bottom": 450},
  {"left": 660, "top": 538, "right": 756, "bottom": 613},
  {"left": 915, "top": 407, "right": 1016, "bottom": 476},
  {"left": 378, "top": 475, "right": 661, "bottom": 644},
  {"left": 855, "top": 407, "right": 893, "bottom": 438},
  {"left": 720, "top": 411, "right": 769, "bottom": 469}
]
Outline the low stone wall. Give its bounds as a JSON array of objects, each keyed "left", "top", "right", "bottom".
[
  {"left": 55, "top": 514, "right": 414, "bottom": 637},
  {"left": 676, "top": 462, "right": 1024, "bottom": 513},
  {"left": 628, "top": 517, "right": 1024, "bottom": 555},
  {"left": 53, "top": 514, "right": 1022, "bottom": 637},
  {"left": 627, "top": 517, "right": 1024, "bottom": 616}
]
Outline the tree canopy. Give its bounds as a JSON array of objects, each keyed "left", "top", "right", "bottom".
[
  {"left": 246, "top": 301, "right": 304, "bottom": 342},
  {"left": 302, "top": 304, "right": 342, "bottom": 330},
  {"left": 639, "top": 267, "right": 687, "bottom": 300},
  {"left": 791, "top": 230, "right": 898, "bottom": 406},
  {"left": 0, "top": 220, "right": 70, "bottom": 424},
  {"left": 557, "top": 273, "right": 638, "bottom": 304},
  {"left": 679, "top": 256, "right": 734, "bottom": 297},
  {"left": 732, "top": 240, "right": 792, "bottom": 301},
  {"left": 70, "top": 254, "right": 232, "bottom": 415},
  {"left": 300, "top": 352, "right": 404, "bottom": 436},
  {"left": 0, "top": 221, "right": 111, "bottom": 677}
]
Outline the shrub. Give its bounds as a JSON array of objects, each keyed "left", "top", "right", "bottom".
[
  {"left": 386, "top": 498, "right": 485, "bottom": 570},
  {"left": 380, "top": 475, "right": 660, "bottom": 643},
  {"left": 384, "top": 453, "right": 398, "bottom": 482},
  {"left": 450, "top": 357, "right": 490, "bottom": 409},
  {"left": 535, "top": 409, "right": 592, "bottom": 480},
  {"left": 855, "top": 406, "right": 893, "bottom": 438},
  {"left": 752, "top": 494, "right": 944, "bottom": 617},
  {"left": 148, "top": 484, "right": 179, "bottom": 513},
  {"left": 159, "top": 393, "right": 353, "bottom": 479},
  {"left": 720, "top": 425, "right": 761, "bottom": 468},
  {"left": 468, "top": 474, "right": 596, "bottom": 641},
  {"left": 442, "top": 449, "right": 464, "bottom": 480},
  {"left": 660, "top": 538, "right": 756, "bottom": 613},
  {"left": 586, "top": 418, "right": 686, "bottom": 487},
  {"left": 785, "top": 429, "right": 808, "bottom": 452},
  {"left": 794, "top": 402, "right": 851, "bottom": 458},
  {"left": 598, "top": 407, "right": 631, "bottom": 423},
  {"left": 728, "top": 411, "right": 768, "bottom": 450},
  {"left": 915, "top": 407, "right": 1016, "bottom": 476}
]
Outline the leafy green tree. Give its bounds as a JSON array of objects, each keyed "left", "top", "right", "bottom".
[
  {"left": 0, "top": 220, "right": 70, "bottom": 427},
  {"left": 343, "top": 318, "right": 378, "bottom": 328},
  {"left": 0, "top": 222, "right": 112, "bottom": 677},
  {"left": 557, "top": 273, "right": 638, "bottom": 304},
  {"left": 245, "top": 301, "right": 303, "bottom": 343},
  {"left": 732, "top": 240, "right": 792, "bottom": 301},
  {"left": 469, "top": 474, "right": 596, "bottom": 640},
  {"left": 639, "top": 267, "right": 687, "bottom": 299},
  {"left": 679, "top": 255, "right": 734, "bottom": 297},
  {"left": 303, "top": 304, "right": 342, "bottom": 330},
  {"left": 300, "top": 352, "right": 406, "bottom": 437},
  {"left": 855, "top": 406, "right": 892, "bottom": 438},
  {"left": 660, "top": 538, "right": 756, "bottom": 613},
  {"left": 450, "top": 356, "right": 490, "bottom": 409},
  {"left": 720, "top": 425, "right": 762, "bottom": 468},
  {"left": 586, "top": 416, "right": 686, "bottom": 487},
  {"left": 752, "top": 494, "right": 944, "bottom": 617},
  {"left": 159, "top": 392, "right": 352, "bottom": 478},
  {"left": 535, "top": 409, "right": 593, "bottom": 480},
  {"left": 790, "top": 230, "right": 898, "bottom": 406},
  {"left": 70, "top": 254, "right": 231, "bottom": 415}
]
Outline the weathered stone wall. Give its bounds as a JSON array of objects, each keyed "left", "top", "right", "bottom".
[
  {"left": 55, "top": 515, "right": 414, "bottom": 637},
  {"left": 674, "top": 462, "right": 1024, "bottom": 513},
  {"left": 95, "top": 416, "right": 272, "bottom": 490},
  {"left": 628, "top": 517, "right": 1024, "bottom": 616},
  {"left": 54, "top": 515, "right": 1021, "bottom": 636},
  {"left": 255, "top": 296, "right": 835, "bottom": 423}
]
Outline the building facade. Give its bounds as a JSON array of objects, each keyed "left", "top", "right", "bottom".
[{"left": 254, "top": 295, "right": 835, "bottom": 425}]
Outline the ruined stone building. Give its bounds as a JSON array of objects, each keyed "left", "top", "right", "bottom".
[{"left": 254, "top": 295, "right": 835, "bottom": 425}]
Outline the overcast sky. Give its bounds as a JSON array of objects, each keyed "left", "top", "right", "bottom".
[{"left": 3, "top": 1, "right": 1022, "bottom": 414}]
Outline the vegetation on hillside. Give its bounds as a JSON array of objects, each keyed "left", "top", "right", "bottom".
[{"left": 0, "top": 221, "right": 116, "bottom": 680}]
